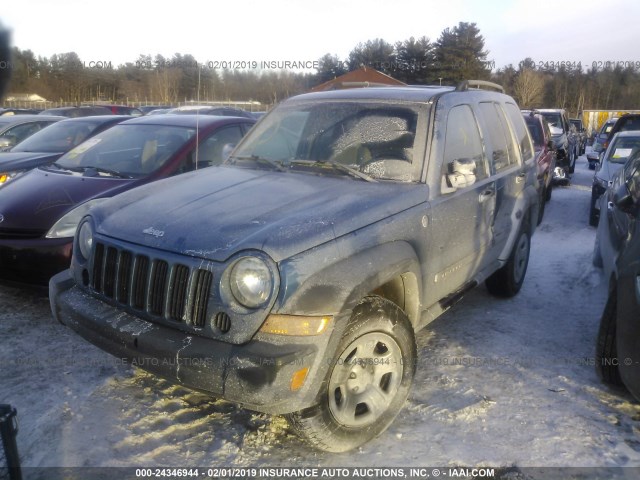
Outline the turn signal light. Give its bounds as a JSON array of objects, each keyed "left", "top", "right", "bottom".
[
  {"left": 260, "top": 315, "right": 331, "bottom": 336},
  {"left": 290, "top": 367, "right": 309, "bottom": 391}
]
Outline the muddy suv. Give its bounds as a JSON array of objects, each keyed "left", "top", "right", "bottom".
[
  {"left": 50, "top": 81, "right": 539, "bottom": 452},
  {"left": 538, "top": 108, "right": 577, "bottom": 174}
]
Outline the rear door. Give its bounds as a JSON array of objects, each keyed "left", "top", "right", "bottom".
[{"left": 477, "top": 101, "right": 528, "bottom": 261}]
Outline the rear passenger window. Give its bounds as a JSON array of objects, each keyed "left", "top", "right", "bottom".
[
  {"left": 504, "top": 102, "right": 534, "bottom": 161},
  {"left": 477, "top": 102, "right": 516, "bottom": 173},
  {"left": 441, "top": 105, "right": 486, "bottom": 193}
]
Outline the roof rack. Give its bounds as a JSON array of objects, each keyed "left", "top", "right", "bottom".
[{"left": 455, "top": 80, "right": 505, "bottom": 94}]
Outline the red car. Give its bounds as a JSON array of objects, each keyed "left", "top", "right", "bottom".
[
  {"left": 523, "top": 111, "right": 556, "bottom": 223},
  {"left": 0, "top": 114, "right": 255, "bottom": 286}
]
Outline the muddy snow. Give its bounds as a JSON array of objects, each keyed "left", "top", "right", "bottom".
[{"left": 2, "top": 153, "right": 640, "bottom": 477}]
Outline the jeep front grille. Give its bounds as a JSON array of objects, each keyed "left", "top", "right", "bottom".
[{"left": 90, "top": 241, "right": 212, "bottom": 326}]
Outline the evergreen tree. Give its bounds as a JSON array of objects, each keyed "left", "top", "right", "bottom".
[
  {"left": 394, "top": 36, "right": 433, "bottom": 84},
  {"left": 316, "top": 53, "right": 347, "bottom": 84},
  {"left": 433, "top": 22, "right": 491, "bottom": 84},
  {"left": 347, "top": 39, "right": 395, "bottom": 73}
]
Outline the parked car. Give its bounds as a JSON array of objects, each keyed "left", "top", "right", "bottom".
[
  {"left": 0, "top": 108, "right": 43, "bottom": 115},
  {"left": 588, "top": 117, "right": 618, "bottom": 169},
  {"left": 0, "top": 114, "right": 63, "bottom": 151},
  {"left": 38, "top": 106, "right": 112, "bottom": 117},
  {"left": 570, "top": 118, "right": 587, "bottom": 156},
  {"left": 523, "top": 111, "right": 556, "bottom": 224},
  {"left": 0, "top": 114, "right": 255, "bottom": 285},
  {"left": 138, "top": 105, "right": 172, "bottom": 115},
  {"left": 0, "top": 116, "right": 129, "bottom": 187},
  {"left": 604, "top": 114, "right": 640, "bottom": 150},
  {"left": 89, "top": 104, "right": 143, "bottom": 116},
  {"left": 168, "top": 105, "right": 255, "bottom": 118},
  {"left": 537, "top": 108, "right": 577, "bottom": 174},
  {"left": 50, "top": 81, "right": 539, "bottom": 452},
  {"left": 594, "top": 150, "right": 640, "bottom": 400},
  {"left": 146, "top": 108, "right": 172, "bottom": 115},
  {"left": 589, "top": 131, "right": 640, "bottom": 226}
]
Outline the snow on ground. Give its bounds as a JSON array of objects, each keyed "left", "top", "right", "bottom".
[{"left": 2, "top": 152, "right": 640, "bottom": 476}]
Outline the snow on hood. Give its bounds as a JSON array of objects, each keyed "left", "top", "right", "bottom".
[{"left": 93, "top": 166, "right": 426, "bottom": 263}]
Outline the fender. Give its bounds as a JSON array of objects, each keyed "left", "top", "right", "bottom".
[
  {"left": 498, "top": 184, "right": 539, "bottom": 260},
  {"left": 276, "top": 240, "right": 422, "bottom": 327}
]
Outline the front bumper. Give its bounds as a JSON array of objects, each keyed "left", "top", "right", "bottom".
[
  {"left": 49, "top": 270, "right": 333, "bottom": 415},
  {"left": 0, "top": 237, "right": 72, "bottom": 286}
]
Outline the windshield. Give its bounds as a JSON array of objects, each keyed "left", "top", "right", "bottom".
[
  {"left": 606, "top": 136, "right": 640, "bottom": 164},
  {"left": 540, "top": 113, "right": 562, "bottom": 130},
  {"left": 12, "top": 119, "right": 105, "bottom": 153},
  {"left": 231, "top": 101, "right": 421, "bottom": 182},
  {"left": 55, "top": 124, "right": 195, "bottom": 177}
]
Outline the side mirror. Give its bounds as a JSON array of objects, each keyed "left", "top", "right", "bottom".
[
  {"left": 441, "top": 158, "right": 477, "bottom": 193},
  {"left": 0, "top": 134, "right": 17, "bottom": 149},
  {"left": 613, "top": 183, "right": 636, "bottom": 214},
  {"left": 222, "top": 143, "right": 236, "bottom": 161}
]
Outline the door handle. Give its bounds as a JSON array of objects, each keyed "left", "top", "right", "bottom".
[
  {"left": 608, "top": 201, "right": 614, "bottom": 211},
  {"left": 516, "top": 172, "right": 526, "bottom": 184}
]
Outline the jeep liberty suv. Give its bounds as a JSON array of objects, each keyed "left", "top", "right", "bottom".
[{"left": 50, "top": 80, "right": 539, "bottom": 452}]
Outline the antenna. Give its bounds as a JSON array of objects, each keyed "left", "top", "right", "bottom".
[{"left": 195, "top": 62, "right": 201, "bottom": 169}]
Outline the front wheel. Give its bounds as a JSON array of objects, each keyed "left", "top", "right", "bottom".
[
  {"left": 486, "top": 223, "right": 531, "bottom": 297},
  {"left": 589, "top": 194, "right": 599, "bottom": 227},
  {"left": 286, "top": 296, "right": 416, "bottom": 452}
]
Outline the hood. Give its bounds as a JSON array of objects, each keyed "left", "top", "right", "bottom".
[
  {"left": 0, "top": 151, "right": 63, "bottom": 171},
  {"left": 94, "top": 166, "right": 427, "bottom": 262},
  {"left": 0, "top": 167, "right": 134, "bottom": 232}
]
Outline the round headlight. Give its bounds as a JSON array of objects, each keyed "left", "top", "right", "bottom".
[
  {"left": 77, "top": 221, "right": 93, "bottom": 261},
  {"left": 229, "top": 257, "right": 272, "bottom": 308}
]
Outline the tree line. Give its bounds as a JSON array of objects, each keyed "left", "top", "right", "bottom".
[{"left": 5, "top": 22, "right": 640, "bottom": 116}]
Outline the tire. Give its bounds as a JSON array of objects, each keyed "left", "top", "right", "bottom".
[
  {"left": 286, "top": 296, "right": 416, "bottom": 452},
  {"left": 537, "top": 188, "right": 546, "bottom": 225},
  {"left": 568, "top": 151, "right": 576, "bottom": 174},
  {"left": 589, "top": 194, "right": 599, "bottom": 227},
  {"left": 545, "top": 181, "right": 553, "bottom": 202},
  {"left": 592, "top": 235, "right": 603, "bottom": 268},
  {"left": 595, "top": 292, "right": 623, "bottom": 385},
  {"left": 486, "top": 222, "right": 531, "bottom": 297}
]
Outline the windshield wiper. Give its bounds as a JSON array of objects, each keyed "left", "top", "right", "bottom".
[
  {"left": 81, "top": 166, "right": 133, "bottom": 179},
  {"left": 227, "top": 154, "right": 287, "bottom": 172},
  {"left": 43, "top": 162, "right": 78, "bottom": 173},
  {"left": 290, "top": 160, "right": 376, "bottom": 182}
]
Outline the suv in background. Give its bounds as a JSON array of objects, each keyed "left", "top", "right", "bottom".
[
  {"left": 570, "top": 118, "right": 587, "bottom": 156},
  {"left": 538, "top": 108, "right": 577, "bottom": 174},
  {"left": 51, "top": 80, "right": 539, "bottom": 452},
  {"left": 605, "top": 114, "right": 640, "bottom": 150},
  {"left": 588, "top": 117, "right": 618, "bottom": 169},
  {"left": 523, "top": 111, "right": 556, "bottom": 223}
]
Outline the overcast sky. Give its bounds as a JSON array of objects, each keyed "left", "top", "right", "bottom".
[{"left": 2, "top": 0, "right": 639, "bottom": 72}]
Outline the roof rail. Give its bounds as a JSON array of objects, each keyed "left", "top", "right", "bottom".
[{"left": 456, "top": 80, "right": 505, "bottom": 93}]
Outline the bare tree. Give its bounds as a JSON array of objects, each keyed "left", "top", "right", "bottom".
[{"left": 513, "top": 68, "right": 544, "bottom": 108}]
